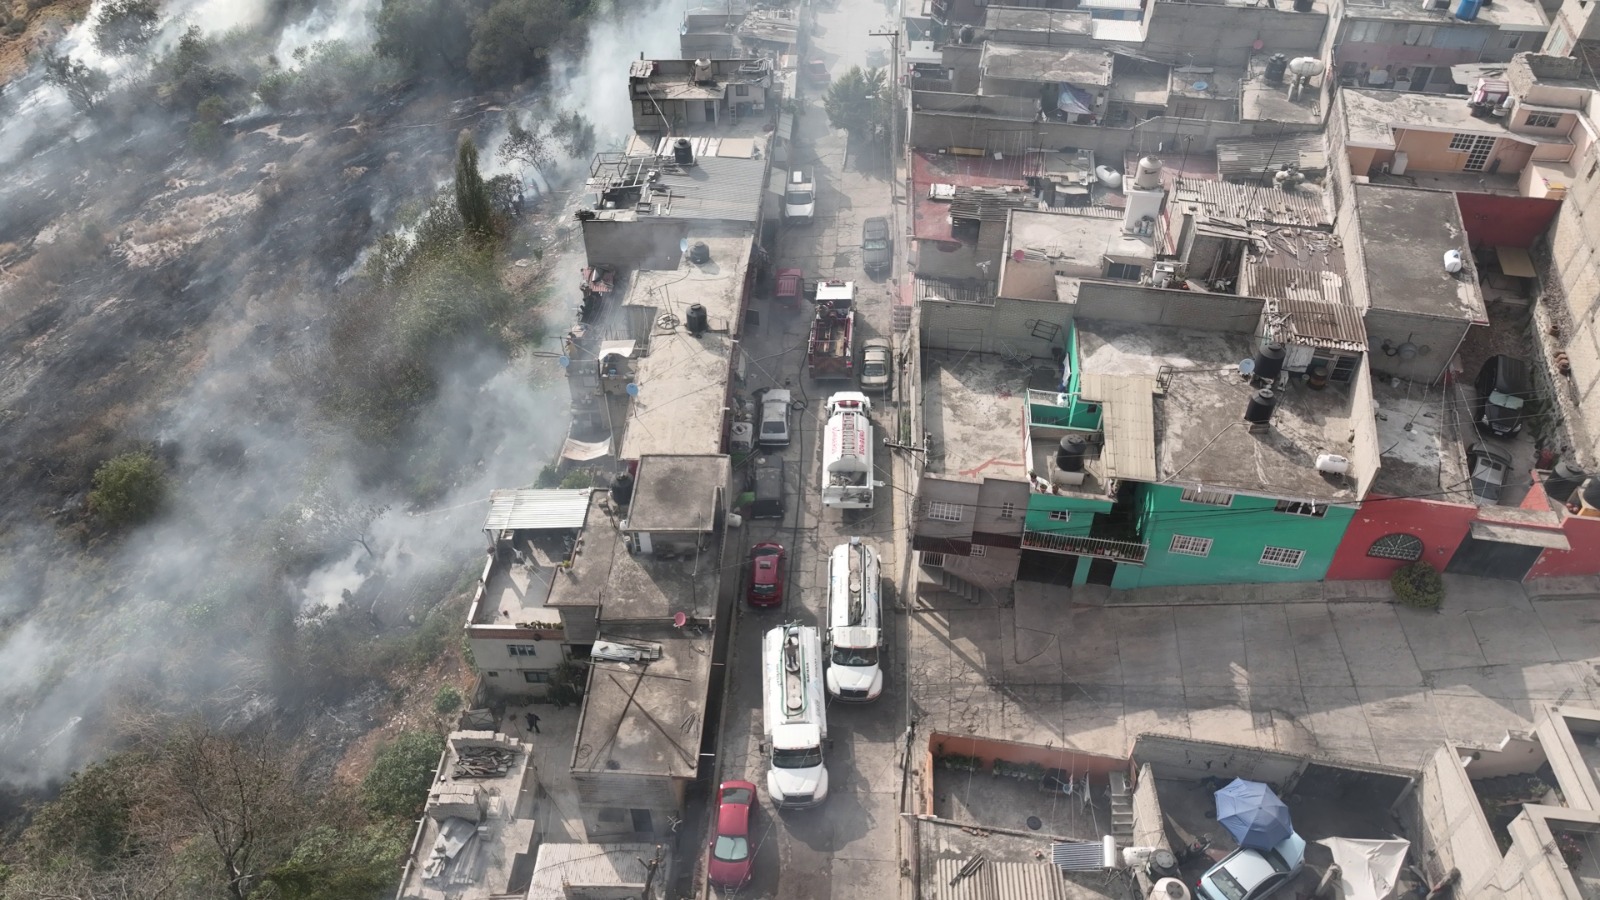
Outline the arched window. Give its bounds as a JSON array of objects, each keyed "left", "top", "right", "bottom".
[{"left": 1368, "top": 533, "right": 1424, "bottom": 561}]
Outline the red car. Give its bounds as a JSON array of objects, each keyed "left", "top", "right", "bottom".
[
  {"left": 748, "top": 542, "right": 787, "bottom": 607},
  {"left": 707, "top": 780, "right": 758, "bottom": 887},
  {"left": 775, "top": 267, "right": 803, "bottom": 309}
]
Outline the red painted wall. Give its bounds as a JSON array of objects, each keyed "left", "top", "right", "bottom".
[
  {"left": 1326, "top": 495, "right": 1477, "bottom": 581},
  {"left": 1456, "top": 194, "right": 1562, "bottom": 250}
]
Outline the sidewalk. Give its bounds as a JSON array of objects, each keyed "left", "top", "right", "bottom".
[{"left": 1070, "top": 573, "right": 1600, "bottom": 607}]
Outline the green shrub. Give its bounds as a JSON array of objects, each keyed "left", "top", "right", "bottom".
[
  {"left": 1391, "top": 561, "right": 1444, "bottom": 609},
  {"left": 361, "top": 731, "right": 445, "bottom": 819},
  {"left": 88, "top": 452, "right": 167, "bottom": 527},
  {"left": 432, "top": 685, "right": 462, "bottom": 715}
]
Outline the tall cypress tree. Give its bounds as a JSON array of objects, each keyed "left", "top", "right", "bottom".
[{"left": 455, "top": 130, "right": 494, "bottom": 241}]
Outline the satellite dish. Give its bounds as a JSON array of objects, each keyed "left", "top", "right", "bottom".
[
  {"left": 626, "top": 382, "right": 640, "bottom": 396},
  {"left": 558, "top": 355, "right": 571, "bottom": 368},
  {"left": 1192, "top": 81, "right": 1209, "bottom": 92},
  {"left": 673, "top": 611, "right": 688, "bottom": 627},
  {"left": 680, "top": 238, "right": 689, "bottom": 254}
]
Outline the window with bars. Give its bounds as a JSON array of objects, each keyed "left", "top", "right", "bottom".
[
  {"left": 523, "top": 670, "right": 551, "bottom": 683},
  {"left": 1449, "top": 134, "right": 1497, "bottom": 171},
  {"left": 969, "top": 545, "right": 987, "bottom": 558},
  {"left": 1048, "top": 510, "right": 1071, "bottom": 521},
  {"left": 1259, "top": 546, "right": 1306, "bottom": 569},
  {"left": 508, "top": 645, "right": 538, "bottom": 657},
  {"left": 1275, "top": 500, "right": 1327, "bottom": 518},
  {"left": 1524, "top": 112, "right": 1561, "bottom": 128},
  {"left": 1169, "top": 535, "right": 1213, "bottom": 557},
  {"left": 922, "top": 552, "right": 946, "bottom": 568},
  {"left": 1180, "top": 487, "right": 1234, "bottom": 506},
  {"left": 1368, "top": 534, "right": 1424, "bottom": 561},
  {"left": 1000, "top": 502, "right": 1016, "bottom": 519},
  {"left": 927, "top": 501, "right": 964, "bottom": 522}
]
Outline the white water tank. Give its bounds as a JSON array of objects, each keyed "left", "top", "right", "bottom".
[
  {"left": 1150, "top": 878, "right": 1192, "bottom": 900},
  {"left": 1132, "top": 157, "right": 1163, "bottom": 190},
  {"left": 1287, "top": 57, "right": 1322, "bottom": 78},
  {"left": 1096, "top": 165, "right": 1123, "bottom": 188},
  {"left": 1316, "top": 453, "right": 1351, "bottom": 475},
  {"left": 1443, "top": 249, "right": 1464, "bottom": 273}
]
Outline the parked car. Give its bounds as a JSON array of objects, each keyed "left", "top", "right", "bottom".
[
  {"left": 1467, "top": 442, "right": 1512, "bottom": 506},
  {"left": 784, "top": 169, "right": 816, "bottom": 224},
  {"left": 748, "top": 542, "right": 787, "bottom": 607},
  {"left": 862, "top": 216, "right": 892, "bottom": 275},
  {"left": 805, "top": 59, "right": 829, "bottom": 84},
  {"left": 775, "top": 267, "right": 804, "bottom": 309},
  {"left": 707, "top": 780, "right": 758, "bottom": 887},
  {"left": 1195, "top": 833, "right": 1306, "bottom": 900},
  {"left": 760, "top": 388, "right": 793, "bottom": 448},
  {"left": 859, "top": 338, "right": 892, "bottom": 394},
  {"left": 1475, "top": 354, "right": 1534, "bottom": 436}
]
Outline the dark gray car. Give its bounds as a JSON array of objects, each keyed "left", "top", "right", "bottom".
[
  {"left": 862, "top": 217, "right": 891, "bottom": 275},
  {"left": 1467, "top": 442, "right": 1512, "bottom": 506}
]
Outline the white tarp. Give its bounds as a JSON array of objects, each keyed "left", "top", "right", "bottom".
[{"left": 1318, "top": 838, "right": 1410, "bottom": 900}]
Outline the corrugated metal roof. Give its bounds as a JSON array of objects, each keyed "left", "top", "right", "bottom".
[
  {"left": 1181, "top": 178, "right": 1331, "bottom": 228},
  {"left": 1243, "top": 264, "right": 1350, "bottom": 307},
  {"left": 483, "top": 489, "right": 593, "bottom": 532},
  {"left": 949, "top": 185, "right": 1038, "bottom": 223},
  {"left": 1263, "top": 296, "right": 1367, "bottom": 351},
  {"left": 1077, "top": 373, "right": 1157, "bottom": 483},
  {"left": 1215, "top": 133, "right": 1329, "bottom": 179},
  {"left": 930, "top": 858, "right": 1082, "bottom": 900},
  {"left": 915, "top": 276, "right": 994, "bottom": 306}
]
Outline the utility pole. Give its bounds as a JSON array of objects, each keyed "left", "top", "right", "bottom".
[
  {"left": 869, "top": 28, "right": 901, "bottom": 161},
  {"left": 638, "top": 843, "right": 664, "bottom": 899}
]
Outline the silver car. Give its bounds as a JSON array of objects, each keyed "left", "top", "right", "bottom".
[
  {"left": 859, "top": 339, "right": 892, "bottom": 394},
  {"left": 759, "top": 388, "right": 793, "bottom": 448}
]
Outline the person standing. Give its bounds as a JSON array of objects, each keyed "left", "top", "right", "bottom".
[{"left": 525, "top": 712, "right": 541, "bottom": 734}]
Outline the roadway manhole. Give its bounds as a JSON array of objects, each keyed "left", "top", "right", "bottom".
[{"left": 1026, "top": 816, "right": 1042, "bottom": 831}]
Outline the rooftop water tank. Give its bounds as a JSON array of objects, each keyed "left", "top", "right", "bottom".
[
  {"left": 1056, "top": 434, "right": 1088, "bottom": 473},
  {"left": 1264, "top": 54, "right": 1289, "bottom": 84},
  {"left": 1253, "top": 342, "right": 1286, "bottom": 383},
  {"left": 673, "top": 137, "right": 695, "bottom": 166},
  {"left": 1133, "top": 157, "right": 1163, "bottom": 190},
  {"left": 1244, "top": 388, "right": 1278, "bottom": 425},
  {"left": 686, "top": 303, "right": 708, "bottom": 336},
  {"left": 1287, "top": 57, "right": 1323, "bottom": 78},
  {"left": 689, "top": 241, "right": 711, "bottom": 264}
]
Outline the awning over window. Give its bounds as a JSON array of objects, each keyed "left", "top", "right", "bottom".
[{"left": 1496, "top": 246, "right": 1536, "bottom": 278}]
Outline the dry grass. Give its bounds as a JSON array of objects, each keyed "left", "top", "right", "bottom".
[
  {"left": 0, "top": 0, "right": 93, "bottom": 86},
  {"left": 332, "top": 642, "right": 474, "bottom": 789}
]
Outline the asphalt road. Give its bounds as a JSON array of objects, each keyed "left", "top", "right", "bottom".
[{"left": 705, "top": 5, "right": 914, "bottom": 898}]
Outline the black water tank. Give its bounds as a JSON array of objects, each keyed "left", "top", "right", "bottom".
[
  {"left": 686, "top": 303, "right": 709, "bottom": 336},
  {"left": 611, "top": 473, "right": 635, "bottom": 506},
  {"left": 1055, "top": 434, "right": 1087, "bottom": 472},
  {"left": 1293, "top": 0, "right": 1314, "bottom": 10},
  {"left": 1254, "top": 341, "right": 1287, "bottom": 383},
  {"left": 1244, "top": 388, "right": 1278, "bottom": 425},
  {"left": 673, "top": 137, "right": 695, "bottom": 165},
  {"left": 959, "top": 25, "right": 975, "bottom": 43},
  {"left": 689, "top": 241, "right": 711, "bottom": 264},
  {"left": 1264, "top": 54, "right": 1289, "bottom": 84}
]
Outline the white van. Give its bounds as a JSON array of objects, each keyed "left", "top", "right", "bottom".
[
  {"left": 825, "top": 537, "right": 884, "bottom": 702},
  {"left": 763, "top": 624, "right": 829, "bottom": 808},
  {"left": 784, "top": 169, "right": 816, "bottom": 224}
]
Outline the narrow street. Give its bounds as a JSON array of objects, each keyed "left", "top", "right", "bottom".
[{"left": 707, "top": 3, "right": 913, "bottom": 897}]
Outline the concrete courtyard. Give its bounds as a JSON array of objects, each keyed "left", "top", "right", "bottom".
[{"left": 909, "top": 575, "right": 1600, "bottom": 771}]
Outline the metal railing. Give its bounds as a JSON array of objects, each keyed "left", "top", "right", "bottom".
[{"left": 1021, "top": 530, "right": 1148, "bottom": 564}]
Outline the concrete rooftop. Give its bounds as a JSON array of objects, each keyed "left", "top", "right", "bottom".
[
  {"left": 1006, "top": 208, "right": 1158, "bottom": 268},
  {"left": 573, "top": 625, "right": 712, "bottom": 780},
  {"left": 921, "top": 351, "right": 1035, "bottom": 485},
  {"left": 979, "top": 43, "right": 1113, "bottom": 86},
  {"left": 399, "top": 731, "right": 537, "bottom": 900},
  {"left": 1339, "top": 88, "right": 1551, "bottom": 151},
  {"left": 472, "top": 555, "right": 563, "bottom": 628},
  {"left": 545, "top": 499, "right": 722, "bottom": 621},
  {"left": 1241, "top": 54, "right": 1325, "bottom": 125},
  {"left": 1352, "top": 184, "right": 1489, "bottom": 322},
  {"left": 618, "top": 232, "right": 752, "bottom": 460},
  {"left": 1368, "top": 377, "right": 1471, "bottom": 499},
  {"left": 625, "top": 454, "right": 729, "bottom": 534},
  {"left": 1076, "top": 319, "right": 1367, "bottom": 503},
  {"left": 907, "top": 578, "right": 1600, "bottom": 772},
  {"left": 1340, "top": 0, "right": 1546, "bottom": 29},
  {"left": 912, "top": 151, "right": 1027, "bottom": 243},
  {"left": 1170, "top": 65, "right": 1241, "bottom": 100},
  {"left": 526, "top": 842, "right": 663, "bottom": 900}
]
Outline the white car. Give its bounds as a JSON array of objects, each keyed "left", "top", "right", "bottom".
[
  {"left": 784, "top": 170, "right": 816, "bottom": 224},
  {"left": 1196, "top": 833, "right": 1306, "bottom": 900},
  {"left": 759, "top": 388, "right": 793, "bottom": 449},
  {"left": 860, "top": 339, "right": 892, "bottom": 394}
]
